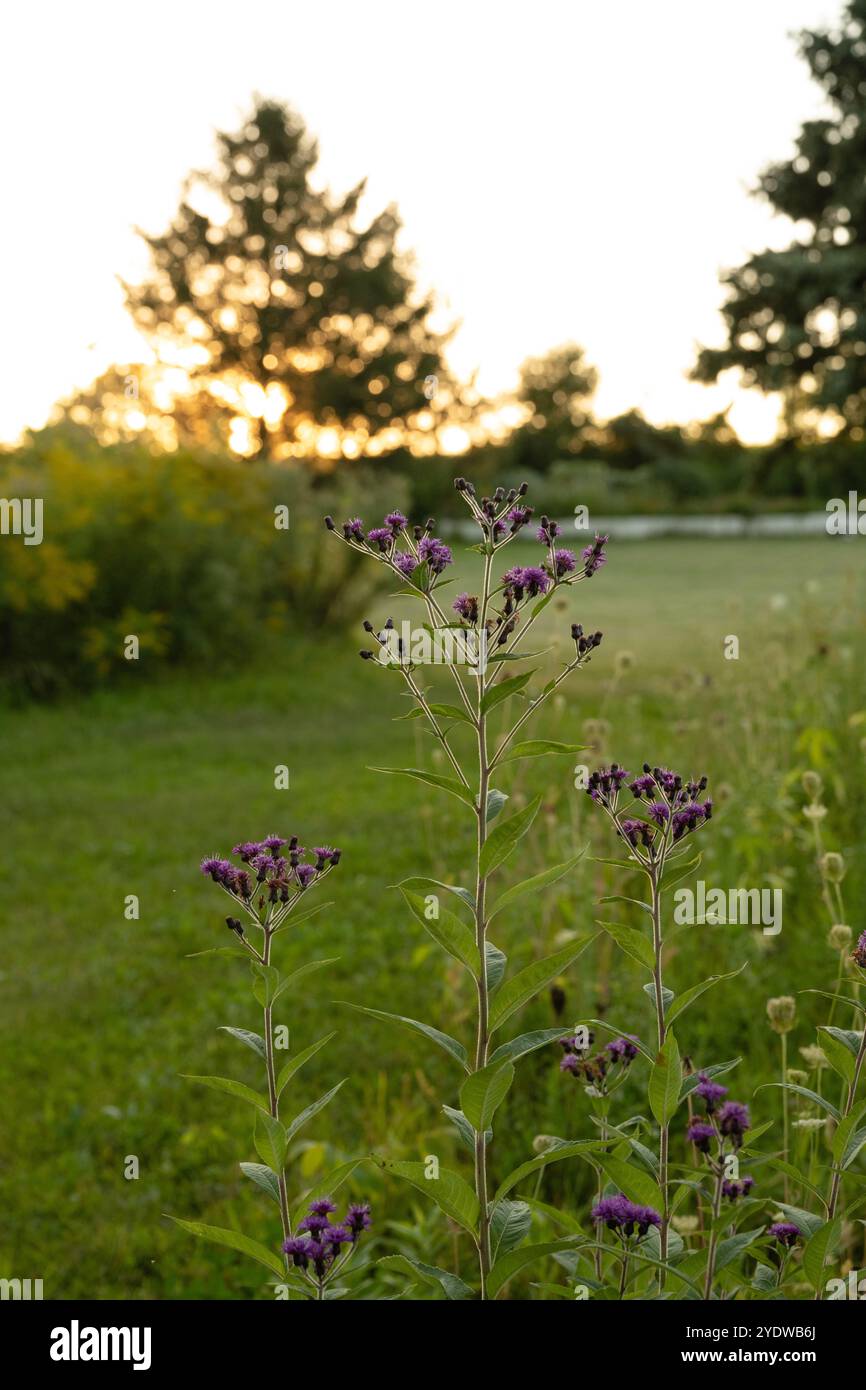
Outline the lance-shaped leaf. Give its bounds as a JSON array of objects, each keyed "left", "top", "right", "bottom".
[
  {"left": 773, "top": 1202, "right": 826, "bottom": 1240},
  {"left": 489, "top": 847, "right": 588, "bottom": 920},
  {"left": 490, "top": 1200, "right": 532, "bottom": 1260},
  {"left": 488, "top": 935, "right": 596, "bottom": 1035},
  {"left": 276, "top": 1032, "right": 337, "bottom": 1098},
  {"left": 442, "top": 1105, "right": 491, "bottom": 1152},
  {"left": 485, "top": 940, "right": 507, "bottom": 991},
  {"left": 291, "top": 1159, "right": 361, "bottom": 1223},
  {"left": 597, "top": 918, "right": 655, "bottom": 971},
  {"left": 832, "top": 1099, "right": 866, "bottom": 1166},
  {"left": 801, "top": 988, "right": 866, "bottom": 1017},
  {"left": 581, "top": 1018, "right": 654, "bottom": 1063},
  {"left": 272, "top": 958, "right": 339, "bottom": 1003},
  {"left": 376, "top": 1254, "right": 473, "bottom": 1300},
  {"left": 368, "top": 765, "right": 475, "bottom": 809},
  {"left": 502, "top": 740, "right": 584, "bottom": 762},
  {"left": 486, "top": 789, "right": 509, "bottom": 821},
  {"left": 165, "top": 1216, "right": 286, "bottom": 1277},
  {"left": 251, "top": 962, "right": 280, "bottom": 1007},
  {"left": 803, "top": 1217, "right": 842, "bottom": 1290},
  {"left": 218, "top": 1026, "right": 267, "bottom": 1061},
  {"left": 339, "top": 1002, "right": 468, "bottom": 1070},
  {"left": 460, "top": 1060, "right": 515, "bottom": 1132},
  {"left": 372, "top": 1157, "right": 478, "bottom": 1235},
  {"left": 284, "top": 1080, "right": 346, "bottom": 1143},
  {"left": 254, "top": 1111, "right": 287, "bottom": 1171},
  {"left": 479, "top": 794, "right": 542, "bottom": 879},
  {"left": 397, "top": 876, "right": 475, "bottom": 913},
  {"left": 665, "top": 962, "right": 749, "bottom": 1026},
  {"left": 756, "top": 1082, "right": 840, "bottom": 1122},
  {"left": 680, "top": 1056, "right": 741, "bottom": 1100},
  {"left": 494, "top": 1139, "right": 600, "bottom": 1202},
  {"left": 181, "top": 1074, "right": 268, "bottom": 1112},
  {"left": 272, "top": 900, "right": 333, "bottom": 934},
  {"left": 239, "top": 1161, "right": 281, "bottom": 1205},
  {"left": 648, "top": 1031, "right": 682, "bottom": 1127},
  {"left": 488, "top": 1027, "right": 572, "bottom": 1067},
  {"left": 400, "top": 888, "right": 480, "bottom": 976},
  {"left": 596, "top": 1154, "right": 664, "bottom": 1213},
  {"left": 480, "top": 670, "right": 534, "bottom": 715},
  {"left": 487, "top": 1238, "right": 581, "bottom": 1300}
]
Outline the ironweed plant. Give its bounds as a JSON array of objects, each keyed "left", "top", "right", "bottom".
[
  {"left": 168, "top": 837, "right": 372, "bottom": 1300},
  {"left": 325, "top": 477, "right": 608, "bottom": 1299}
]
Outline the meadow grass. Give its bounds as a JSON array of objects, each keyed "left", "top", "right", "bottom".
[{"left": 2, "top": 535, "right": 864, "bottom": 1297}]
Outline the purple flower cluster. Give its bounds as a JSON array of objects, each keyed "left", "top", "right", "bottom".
[
  {"left": 722, "top": 1176, "right": 755, "bottom": 1202},
  {"left": 325, "top": 507, "right": 453, "bottom": 584},
  {"left": 588, "top": 761, "right": 714, "bottom": 854},
  {"left": 717, "top": 1100, "right": 750, "bottom": 1148},
  {"left": 559, "top": 1032, "right": 638, "bottom": 1089},
  {"left": 592, "top": 1194, "right": 661, "bottom": 1239},
  {"left": 687, "top": 1122, "right": 716, "bottom": 1154},
  {"left": 283, "top": 1199, "right": 372, "bottom": 1285},
  {"left": 503, "top": 564, "right": 550, "bottom": 600},
  {"left": 452, "top": 592, "right": 479, "bottom": 624},
  {"left": 586, "top": 764, "right": 630, "bottom": 805},
  {"left": 853, "top": 930, "right": 866, "bottom": 969},
  {"left": 582, "top": 533, "right": 608, "bottom": 576},
  {"left": 687, "top": 1097, "right": 751, "bottom": 1157},
  {"left": 200, "top": 836, "right": 340, "bottom": 913}
]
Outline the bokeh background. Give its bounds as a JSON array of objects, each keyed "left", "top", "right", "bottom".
[{"left": 2, "top": 0, "right": 866, "bottom": 1298}]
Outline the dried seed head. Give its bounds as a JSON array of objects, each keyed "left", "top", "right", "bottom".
[{"left": 766, "top": 995, "right": 797, "bottom": 1034}]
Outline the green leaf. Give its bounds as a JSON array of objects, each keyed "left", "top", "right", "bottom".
[
  {"left": 272, "top": 958, "right": 340, "bottom": 1002},
  {"left": 427, "top": 702, "right": 475, "bottom": 726},
  {"left": 487, "top": 1239, "right": 580, "bottom": 1299},
  {"left": 180, "top": 1074, "right": 268, "bottom": 1112},
  {"left": 480, "top": 670, "right": 534, "bottom": 715},
  {"left": 832, "top": 1099, "right": 866, "bottom": 1165},
  {"left": 254, "top": 1111, "right": 287, "bottom": 1171},
  {"left": 372, "top": 1157, "right": 478, "bottom": 1235},
  {"left": 185, "top": 946, "right": 247, "bottom": 960},
  {"left": 490, "top": 1199, "right": 532, "bottom": 1260},
  {"left": 841, "top": 1126, "right": 866, "bottom": 1171},
  {"left": 488, "top": 936, "right": 596, "bottom": 1035},
  {"left": 400, "top": 888, "right": 480, "bottom": 976},
  {"left": 369, "top": 765, "right": 475, "bottom": 808},
  {"left": 276, "top": 1032, "right": 337, "bottom": 1098},
  {"left": 803, "top": 1218, "right": 842, "bottom": 1290},
  {"left": 502, "top": 740, "right": 583, "bottom": 762},
  {"left": 251, "top": 962, "right": 280, "bottom": 1007},
  {"left": 485, "top": 940, "right": 507, "bottom": 991},
  {"left": 801, "top": 988, "right": 866, "bottom": 1017},
  {"left": 643, "top": 981, "right": 675, "bottom": 1011},
  {"left": 488, "top": 1027, "right": 572, "bottom": 1066},
  {"left": 680, "top": 1056, "right": 741, "bottom": 1100},
  {"left": 376, "top": 1254, "right": 473, "bottom": 1300},
  {"left": 239, "top": 1161, "right": 281, "bottom": 1205},
  {"left": 339, "top": 1002, "right": 468, "bottom": 1070},
  {"left": 596, "top": 1154, "right": 664, "bottom": 1212},
  {"left": 397, "top": 876, "right": 475, "bottom": 912},
  {"left": 284, "top": 1080, "right": 346, "bottom": 1143},
  {"left": 665, "top": 963, "right": 748, "bottom": 1025},
  {"left": 756, "top": 1082, "right": 840, "bottom": 1122},
  {"left": 649, "top": 1031, "right": 681, "bottom": 1127},
  {"left": 442, "top": 1105, "right": 490, "bottom": 1152},
  {"left": 494, "top": 1139, "right": 600, "bottom": 1202},
  {"left": 272, "top": 899, "right": 333, "bottom": 934},
  {"left": 773, "top": 1202, "right": 826, "bottom": 1240},
  {"left": 820, "top": 1026, "right": 863, "bottom": 1082},
  {"left": 580, "top": 1018, "right": 655, "bottom": 1063},
  {"left": 490, "top": 848, "right": 588, "bottom": 919},
  {"left": 218, "top": 1026, "right": 267, "bottom": 1060},
  {"left": 479, "top": 795, "right": 542, "bottom": 879},
  {"left": 486, "top": 789, "right": 509, "bottom": 821},
  {"left": 291, "top": 1159, "right": 361, "bottom": 1223},
  {"left": 597, "top": 919, "right": 655, "bottom": 971},
  {"left": 165, "top": 1216, "right": 285, "bottom": 1277},
  {"left": 714, "top": 1226, "right": 767, "bottom": 1275},
  {"left": 460, "top": 1061, "right": 515, "bottom": 1132}
]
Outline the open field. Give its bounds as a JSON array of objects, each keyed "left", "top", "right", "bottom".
[{"left": 2, "top": 535, "right": 865, "bottom": 1298}]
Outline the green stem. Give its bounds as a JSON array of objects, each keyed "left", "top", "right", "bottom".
[
  {"left": 703, "top": 1166, "right": 724, "bottom": 1300},
  {"left": 650, "top": 868, "right": 670, "bottom": 1282},
  {"left": 262, "top": 927, "right": 293, "bottom": 1262}
]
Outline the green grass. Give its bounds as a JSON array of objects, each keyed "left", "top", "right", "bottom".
[{"left": 2, "top": 535, "right": 865, "bottom": 1298}]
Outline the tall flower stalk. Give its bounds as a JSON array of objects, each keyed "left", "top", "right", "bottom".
[
  {"left": 326, "top": 478, "right": 608, "bottom": 1298},
  {"left": 168, "top": 837, "right": 371, "bottom": 1300},
  {"left": 585, "top": 763, "right": 716, "bottom": 1276}
]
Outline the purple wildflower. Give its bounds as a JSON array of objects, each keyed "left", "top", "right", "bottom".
[
  {"left": 551, "top": 548, "right": 577, "bottom": 578},
  {"left": 282, "top": 1236, "right": 310, "bottom": 1268},
  {"left": 694, "top": 1073, "right": 729, "bottom": 1112},
  {"left": 687, "top": 1122, "right": 716, "bottom": 1153},
  {"left": 366, "top": 526, "right": 392, "bottom": 552},
  {"left": 518, "top": 566, "right": 550, "bottom": 597},
  {"left": 585, "top": 764, "right": 630, "bottom": 805},
  {"left": 508, "top": 505, "right": 533, "bottom": 531},
  {"left": 453, "top": 593, "right": 479, "bottom": 623},
  {"left": 853, "top": 930, "right": 866, "bottom": 969},
  {"left": 606, "top": 1036, "right": 639, "bottom": 1065},
  {"left": 393, "top": 551, "right": 417, "bottom": 577},
  {"left": 200, "top": 857, "right": 233, "bottom": 883},
  {"left": 295, "top": 864, "right": 316, "bottom": 888},
  {"left": 418, "top": 536, "right": 453, "bottom": 574},
  {"left": 647, "top": 801, "right": 670, "bottom": 827},
  {"left": 346, "top": 1203, "right": 372, "bottom": 1238},
  {"left": 722, "top": 1176, "right": 755, "bottom": 1201},
  {"left": 592, "top": 1194, "right": 660, "bottom": 1238},
  {"left": 769, "top": 1222, "right": 800, "bottom": 1247},
  {"left": 717, "top": 1101, "right": 750, "bottom": 1147},
  {"left": 582, "top": 533, "right": 608, "bottom": 576},
  {"left": 262, "top": 835, "right": 287, "bottom": 853},
  {"left": 560, "top": 1053, "right": 581, "bottom": 1074},
  {"left": 384, "top": 510, "right": 408, "bottom": 533},
  {"left": 619, "top": 817, "right": 654, "bottom": 849},
  {"left": 342, "top": 518, "right": 364, "bottom": 542},
  {"left": 536, "top": 518, "right": 561, "bottom": 544}
]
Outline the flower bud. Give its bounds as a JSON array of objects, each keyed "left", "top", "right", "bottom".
[
  {"left": 801, "top": 769, "right": 822, "bottom": 800},
  {"left": 766, "top": 995, "right": 797, "bottom": 1034},
  {"left": 829, "top": 923, "right": 852, "bottom": 952},
  {"left": 820, "top": 851, "right": 846, "bottom": 884}
]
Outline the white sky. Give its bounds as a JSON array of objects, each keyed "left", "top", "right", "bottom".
[{"left": 1, "top": 0, "right": 838, "bottom": 444}]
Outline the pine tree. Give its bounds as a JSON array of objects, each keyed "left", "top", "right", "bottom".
[
  {"left": 117, "top": 98, "right": 459, "bottom": 457},
  {"left": 694, "top": 0, "right": 866, "bottom": 437}
]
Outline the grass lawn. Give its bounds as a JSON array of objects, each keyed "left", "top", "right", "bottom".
[{"left": 2, "top": 534, "right": 865, "bottom": 1298}]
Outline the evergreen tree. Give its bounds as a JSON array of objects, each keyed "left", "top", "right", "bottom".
[{"left": 694, "top": 0, "right": 866, "bottom": 436}]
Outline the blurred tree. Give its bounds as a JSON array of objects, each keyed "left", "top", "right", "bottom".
[
  {"left": 66, "top": 99, "right": 463, "bottom": 458},
  {"left": 511, "top": 342, "right": 597, "bottom": 470},
  {"left": 694, "top": 0, "right": 866, "bottom": 437}
]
